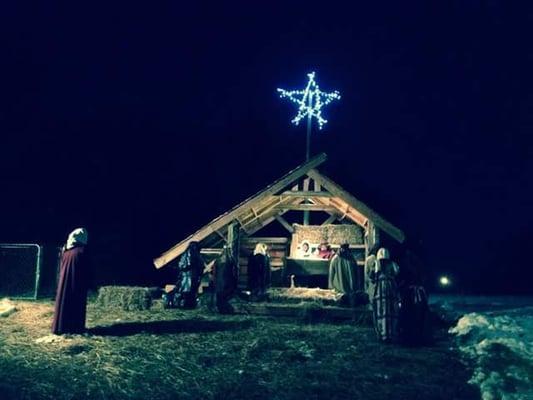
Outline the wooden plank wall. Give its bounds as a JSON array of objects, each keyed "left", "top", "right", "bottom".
[{"left": 239, "top": 237, "right": 289, "bottom": 287}]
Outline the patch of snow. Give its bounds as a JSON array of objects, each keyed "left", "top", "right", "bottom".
[
  {"left": 450, "top": 307, "right": 533, "bottom": 400},
  {"left": 0, "top": 298, "right": 16, "bottom": 317}
]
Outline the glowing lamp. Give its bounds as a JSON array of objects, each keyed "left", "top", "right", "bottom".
[{"left": 439, "top": 275, "right": 451, "bottom": 287}]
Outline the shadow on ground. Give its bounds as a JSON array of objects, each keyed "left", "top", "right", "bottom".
[{"left": 88, "top": 319, "right": 253, "bottom": 336}]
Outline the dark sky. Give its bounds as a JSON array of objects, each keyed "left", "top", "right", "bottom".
[{"left": 1, "top": 1, "right": 532, "bottom": 293}]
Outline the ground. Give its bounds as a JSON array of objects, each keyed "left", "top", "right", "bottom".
[{"left": 0, "top": 298, "right": 479, "bottom": 400}]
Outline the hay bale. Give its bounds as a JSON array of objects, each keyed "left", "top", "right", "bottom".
[
  {"left": 326, "top": 224, "right": 363, "bottom": 244},
  {"left": 96, "top": 286, "right": 152, "bottom": 311},
  {"left": 292, "top": 224, "right": 363, "bottom": 247},
  {"left": 269, "top": 287, "right": 342, "bottom": 304}
]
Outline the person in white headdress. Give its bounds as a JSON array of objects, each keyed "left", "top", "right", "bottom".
[
  {"left": 51, "top": 228, "right": 90, "bottom": 334},
  {"left": 328, "top": 243, "right": 358, "bottom": 302},
  {"left": 247, "top": 243, "right": 271, "bottom": 301},
  {"left": 371, "top": 247, "right": 400, "bottom": 343}
]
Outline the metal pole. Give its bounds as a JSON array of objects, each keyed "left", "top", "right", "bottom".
[
  {"left": 303, "top": 92, "right": 313, "bottom": 225},
  {"left": 34, "top": 244, "right": 42, "bottom": 300},
  {"left": 306, "top": 93, "right": 313, "bottom": 161}
]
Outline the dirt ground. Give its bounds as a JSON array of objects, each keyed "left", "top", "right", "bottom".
[{"left": 0, "top": 299, "right": 479, "bottom": 400}]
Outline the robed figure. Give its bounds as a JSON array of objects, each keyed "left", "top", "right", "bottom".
[
  {"left": 174, "top": 242, "right": 205, "bottom": 309},
  {"left": 397, "top": 249, "right": 431, "bottom": 345},
  {"left": 214, "top": 246, "right": 239, "bottom": 314},
  {"left": 51, "top": 228, "right": 89, "bottom": 335},
  {"left": 371, "top": 247, "right": 400, "bottom": 343},
  {"left": 247, "top": 243, "right": 271, "bottom": 301},
  {"left": 328, "top": 243, "right": 358, "bottom": 300}
]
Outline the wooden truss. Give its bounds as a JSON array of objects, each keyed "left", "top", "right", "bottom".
[{"left": 153, "top": 153, "right": 405, "bottom": 269}]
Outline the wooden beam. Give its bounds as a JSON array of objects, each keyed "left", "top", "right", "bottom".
[
  {"left": 276, "top": 204, "right": 337, "bottom": 212},
  {"left": 153, "top": 153, "right": 327, "bottom": 268},
  {"left": 307, "top": 169, "right": 405, "bottom": 243},
  {"left": 327, "top": 197, "right": 367, "bottom": 226},
  {"left": 228, "top": 221, "right": 240, "bottom": 259},
  {"left": 279, "top": 191, "right": 332, "bottom": 197},
  {"left": 215, "top": 230, "right": 227, "bottom": 242},
  {"left": 200, "top": 248, "right": 223, "bottom": 256},
  {"left": 302, "top": 179, "right": 310, "bottom": 225},
  {"left": 303, "top": 178, "right": 310, "bottom": 192},
  {"left": 321, "top": 214, "right": 338, "bottom": 226},
  {"left": 241, "top": 237, "right": 289, "bottom": 244},
  {"left": 245, "top": 215, "right": 277, "bottom": 236},
  {"left": 275, "top": 215, "right": 294, "bottom": 233},
  {"left": 242, "top": 196, "right": 294, "bottom": 229}
]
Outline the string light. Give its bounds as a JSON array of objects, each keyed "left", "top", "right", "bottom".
[{"left": 277, "top": 72, "right": 340, "bottom": 130}]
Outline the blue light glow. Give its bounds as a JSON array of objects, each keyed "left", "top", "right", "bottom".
[{"left": 277, "top": 72, "right": 340, "bottom": 130}]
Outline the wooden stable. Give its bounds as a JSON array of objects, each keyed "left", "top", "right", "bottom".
[{"left": 153, "top": 153, "right": 405, "bottom": 290}]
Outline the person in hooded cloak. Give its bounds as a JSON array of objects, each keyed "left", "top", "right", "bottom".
[
  {"left": 174, "top": 241, "right": 205, "bottom": 309},
  {"left": 397, "top": 249, "right": 431, "bottom": 345},
  {"left": 214, "top": 245, "right": 239, "bottom": 314},
  {"left": 364, "top": 253, "right": 377, "bottom": 298},
  {"left": 371, "top": 247, "right": 400, "bottom": 343},
  {"left": 51, "top": 228, "right": 89, "bottom": 335},
  {"left": 247, "top": 243, "right": 271, "bottom": 301},
  {"left": 328, "top": 243, "right": 358, "bottom": 305}
]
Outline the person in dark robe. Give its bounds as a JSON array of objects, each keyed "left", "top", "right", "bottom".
[
  {"left": 247, "top": 243, "right": 271, "bottom": 301},
  {"left": 51, "top": 228, "right": 89, "bottom": 335},
  {"left": 214, "top": 245, "right": 239, "bottom": 314},
  {"left": 173, "top": 241, "right": 205, "bottom": 309},
  {"left": 371, "top": 247, "right": 400, "bottom": 343},
  {"left": 328, "top": 243, "right": 358, "bottom": 305},
  {"left": 397, "top": 249, "right": 431, "bottom": 345}
]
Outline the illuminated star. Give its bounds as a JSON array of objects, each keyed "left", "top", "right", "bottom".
[{"left": 277, "top": 72, "right": 340, "bottom": 130}]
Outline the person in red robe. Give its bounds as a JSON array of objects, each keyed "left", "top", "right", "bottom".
[{"left": 51, "top": 228, "right": 89, "bottom": 335}]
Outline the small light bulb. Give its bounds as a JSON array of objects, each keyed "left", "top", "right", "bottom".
[{"left": 439, "top": 275, "right": 451, "bottom": 287}]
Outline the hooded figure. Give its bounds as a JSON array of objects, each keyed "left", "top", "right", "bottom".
[
  {"left": 247, "top": 243, "right": 271, "bottom": 300},
  {"left": 371, "top": 248, "right": 400, "bottom": 342},
  {"left": 328, "top": 244, "right": 358, "bottom": 302},
  {"left": 364, "top": 254, "right": 377, "bottom": 297},
  {"left": 397, "top": 249, "right": 431, "bottom": 345},
  {"left": 51, "top": 228, "right": 89, "bottom": 334},
  {"left": 173, "top": 242, "right": 205, "bottom": 309},
  {"left": 214, "top": 245, "right": 239, "bottom": 314}
]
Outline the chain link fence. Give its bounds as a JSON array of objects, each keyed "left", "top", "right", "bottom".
[{"left": 0, "top": 244, "right": 61, "bottom": 299}]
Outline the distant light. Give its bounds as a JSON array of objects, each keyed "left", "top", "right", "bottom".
[
  {"left": 277, "top": 72, "right": 341, "bottom": 130},
  {"left": 439, "top": 275, "right": 451, "bottom": 287}
]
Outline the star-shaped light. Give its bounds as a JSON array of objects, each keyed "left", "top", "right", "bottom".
[{"left": 277, "top": 72, "right": 340, "bottom": 130}]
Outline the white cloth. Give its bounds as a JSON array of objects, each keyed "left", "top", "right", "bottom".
[
  {"left": 65, "top": 228, "right": 88, "bottom": 250},
  {"left": 376, "top": 247, "right": 399, "bottom": 275},
  {"left": 253, "top": 243, "right": 268, "bottom": 256}
]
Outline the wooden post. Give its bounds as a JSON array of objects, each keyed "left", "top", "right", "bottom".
[
  {"left": 303, "top": 178, "right": 310, "bottom": 225},
  {"left": 227, "top": 220, "right": 240, "bottom": 260}
]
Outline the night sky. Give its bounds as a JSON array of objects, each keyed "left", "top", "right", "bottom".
[{"left": 1, "top": 2, "right": 532, "bottom": 293}]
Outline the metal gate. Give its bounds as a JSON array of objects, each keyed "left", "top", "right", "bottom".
[{"left": 0, "top": 243, "right": 43, "bottom": 299}]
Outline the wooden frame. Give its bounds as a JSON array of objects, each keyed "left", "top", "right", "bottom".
[{"left": 153, "top": 152, "right": 405, "bottom": 269}]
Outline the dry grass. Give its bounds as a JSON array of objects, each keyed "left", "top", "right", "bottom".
[
  {"left": 0, "top": 297, "right": 479, "bottom": 400},
  {"left": 270, "top": 287, "right": 342, "bottom": 302},
  {"left": 96, "top": 286, "right": 153, "bottom": 311}
]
